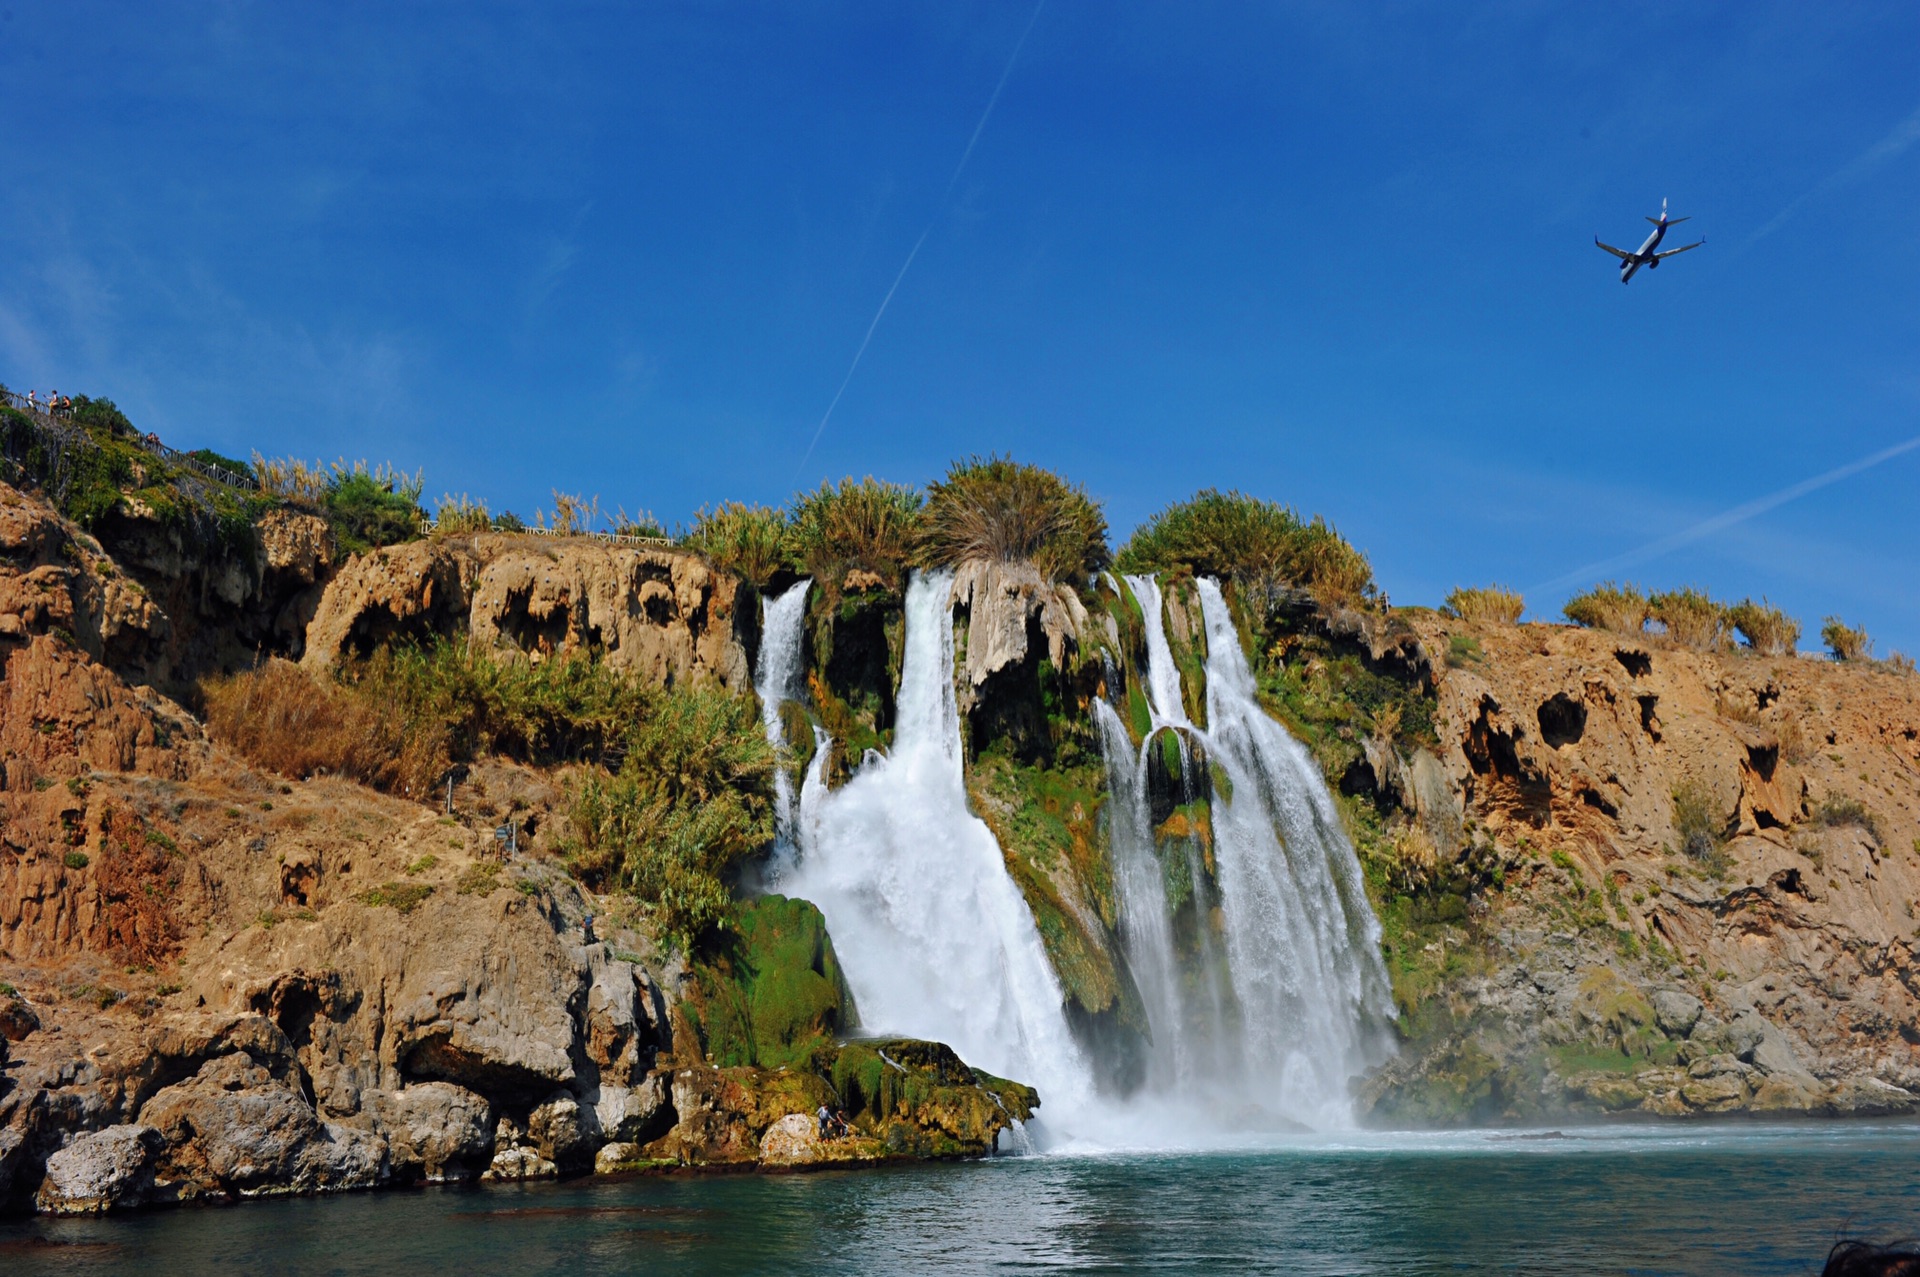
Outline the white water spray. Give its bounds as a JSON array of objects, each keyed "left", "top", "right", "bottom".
[
  {"left": 754, "top": 579, "right": 813, "bottom": 873},
  {"left": 787, "top": 571, "right": 1095, "bottom": 1124}
]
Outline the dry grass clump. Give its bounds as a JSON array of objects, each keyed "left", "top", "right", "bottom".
[
  {"left": 202, "top": 659, "right": 441, "bottom": 794},
  {"left": 1671, "top": 780, "right": 1729, "bottom": 873},
  {"left": 1889, "top": 652, "right": 1917, "bottom": 676},
  {"left": 1820, "top": 616, "right": 1871, "bottom": 662},
  {"left": 1563, "top": 582, "right": 1649, "bottom": 635},
  {"left": 252, "top": 454, "right": 329, "bottom": 504},
  {"left": 1380, "top": 823, "right": 1440, "bottom": 892},
  {"left": 1115, "top": 488, "right": 1373, "bottom": 607},
  {"left": 433, "top": 494, "right": 495, "bottom": 536},
  {"left": 787, "top": 476, "right": 922, "bottom": 598},
  {"left": 1727, "top": 598, "right": 1800, "bottom": 656},
  {"left": 1648, "top": 588, "right": 1728, "bottom": 650},
  {"left": 1812, "top": 796, "right": 1882, "bottom": 844},
  {"left": 540, "top": 490, "right": 600, "bottom": 536},
  {"left": 1443, "top": 586, "right": 1524, "bottom": 626},
  {"left": 918, "top": 455, "right": 1108, "bottom": 583},
  {"left": 682, "top": 502, "right": 788, "bottom": 588}
]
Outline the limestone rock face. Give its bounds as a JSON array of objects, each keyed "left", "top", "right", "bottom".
[
  {"left": 950, "top": 559, "right": 1084, "bottom": 691},
  {"left": 302, "top": 534, "right": 753, "bottom": 689},
  {"left": 34, "top": 1125, "right": 164, "bottom": 1214}
]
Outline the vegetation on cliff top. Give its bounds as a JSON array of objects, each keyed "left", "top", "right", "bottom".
[
  {"left": 1116, "top": 488, "right": 1373, "bottom": 606},
  {"left": 917, "top": 454, "right": 1109, "bottom": 582}
]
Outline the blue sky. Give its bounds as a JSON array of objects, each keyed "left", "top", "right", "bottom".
[{"left": 3, "top": 3, "right": 1917, "bottom": 652}]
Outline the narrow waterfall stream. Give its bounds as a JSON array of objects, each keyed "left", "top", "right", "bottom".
[
  {"left": 783, "top": 572, "right": 1095, "bottom": 1130},
  {"left": 754, "top": 579, "right": 813, "bottom": 873}
]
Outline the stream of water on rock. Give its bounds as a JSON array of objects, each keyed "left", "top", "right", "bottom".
[
  {"left": 776, "top": 571, "right": 1096, "bottom": 1130},
  {"left": 754, "top": 578, "right": 813, "bottom": 874}
]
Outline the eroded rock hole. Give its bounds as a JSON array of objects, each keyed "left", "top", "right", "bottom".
[
  {"left": 1614, "top": 650, "right": 1652, "bottom": 678},
  {"left": 1638, "top": 694, "right": 1661, "bottom": 740},
  {"left": 1537, "top": 693, "right": 1586, "bottom": 748}
]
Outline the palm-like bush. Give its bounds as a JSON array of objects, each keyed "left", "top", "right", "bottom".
[
  {"left": 1443, "top": 586, "right": 1524, "bottom": 625},
  {"left": 1728, "top": 598, "right": 1800, "bottom": 656},
  {"left": 683, "top": 501, "right": 788, "bottom": 587},
  {"left": 1649, "top": 588, "right": 1728, "bottom": 650},
  {"left": 1115, "top": 488, "right": 1372, "bottom": 605},
  {"left": 787, "top": 476, "right": 923, "bottom": 596},
  {"left": 1563, "top": 582, "right": 1649, "bottom": 635},
  {"left": 917, "top": 455, "right": 1107, "bottom": 582}
]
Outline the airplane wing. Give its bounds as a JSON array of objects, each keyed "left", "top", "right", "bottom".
[
  {"left": 1594, "top": 238, "right": 1633, "bottom": 260},
  {"left": 1654, "top": 237, "right": 1705, "bottom": 259}
]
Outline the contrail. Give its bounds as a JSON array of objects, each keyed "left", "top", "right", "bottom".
[
  {"left": 1738, "top": 101, "right": 1920, "bottom": 254},
  {"left": 792, "top": 0, "right": 1047, "bottom": 485},
  {"left": 1529, "top": 430, "right": 1920, "bottom": 595}
]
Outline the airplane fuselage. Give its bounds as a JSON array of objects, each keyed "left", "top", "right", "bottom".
[{"left": 1617, "top": 221, "right": 1669, "bottom": 283}]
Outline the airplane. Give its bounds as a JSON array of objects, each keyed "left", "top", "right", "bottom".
[{"left": 1595, "top": 199, "right": 1705, "bottom": 284}]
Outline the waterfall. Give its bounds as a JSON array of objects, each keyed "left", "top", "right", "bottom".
[
  {"left": 1094, "top": 574, "right": 1394, "bottom": 1130},
  {"left": 786, "top": 571, "right": 1094, "bottom": 1125},
  {"left": 1092, "top": 699, "right": 1188, "bottom": 1092},
  {"left": 754, "top": 579, "right": 813, "bottom": 873}
]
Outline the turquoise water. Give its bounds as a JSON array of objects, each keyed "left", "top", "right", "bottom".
[{"left": 5, "top": 1124, "right": 1918, "bottom": 1274}]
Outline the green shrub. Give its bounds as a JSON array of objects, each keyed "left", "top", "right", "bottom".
[
  {"left": 324, "top": 461, "right": 425, "bottom": 554},
  {"left": 1564, "top": 582, "right": 1648, "bottom": 634},
  {"left": 359, "top": 882, "right": 434, "bottom": 914},
  {"left": 1648, "top": 588, "right": 1727, "bottom": 650},
  {"left": 63, "top": 851, "right": 90, "bottom": 870},
  {"left": 918, "top": 455, "right": 1107, "bottom": 583},
  {"left": 787, "top": 475, "right": 922, "bottom": 597},
  {"left": 1812, "top": 796, "right": 1881, "bottom": 843},
  {"left": 1820, "top": 617, "right": 1870, "bottom": 662},
  {"left": 433, "top": 493, "right": 495, "bottom": 536},
  {"left": 682, "top": 501, "right": 788, "bottom": 587},
  {"left": 563, "top": 684, "right": 775, "bottom": 952},
  {"left": 1727, "top": 598, "right": 1800, "bottom": 656},
  {"left": 1443, "top": 586, "right": 1523, "bottom": 625},
  {"left": 1116, "top": 488, "right": 1372, "bottom": 606}
]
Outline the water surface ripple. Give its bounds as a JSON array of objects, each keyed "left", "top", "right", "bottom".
[{"left": 5, "top": 1124, "right": 1918, "bottom": 1275}]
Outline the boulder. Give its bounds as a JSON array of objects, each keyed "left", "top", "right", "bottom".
[
  {"left": 35, "top": 1125, "right": 164, "bottom": 1215},
  {"left": 528, "top": 1092, "right": 595, "bottom": 1171},
  {"left": 363, "top": 1083, "right": 494, "bottom": 1183},
  {"left": 757, "top": 1113, "right": 821, "bottom": 1167},
  {"left": 1827, "top": 1077, "right": 1918, "bottom": 1117},
  {"left": 138, "top": 1053, "right": 387, "bottom": 1200},
  {"left": 1650, "top": 990, "right": 1703, "bottom": 1038},
  {"left": 589, "top": 1074, "right": 672, "bottom": 1145}
]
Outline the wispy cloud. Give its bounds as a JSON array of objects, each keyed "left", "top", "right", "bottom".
[
  {"left": 1740, "top": 101, "right": 1920, "bottom": 251},
  {"left": 1527, "top": 430, "right": 1920, "bottom": 594}
]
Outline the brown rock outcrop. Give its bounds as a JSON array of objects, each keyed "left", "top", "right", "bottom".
[{"left": 301, "top": 533, "right": 754, "bottom": 688}]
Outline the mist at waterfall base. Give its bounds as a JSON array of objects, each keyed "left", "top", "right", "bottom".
[{"left": 755, "top": 570, "right": 1397, "bottom": 1150}]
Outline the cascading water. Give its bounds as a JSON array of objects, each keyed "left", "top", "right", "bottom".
[
  {"left": 1193, "top": 577, "right": 1395, "bottom": 1125},
  {"left": 1094, "top": 574, "right": 1394, "bottom": 1129},
  {"left": 754, "top": 579, "right": 813, "bottom": 874},
  {"left": 786, "top": 571, "right": 1095, "bottom": 1126}
]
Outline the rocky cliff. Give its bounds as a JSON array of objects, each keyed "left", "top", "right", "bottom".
[
  {"left": 6, "top": 457, "right": 1920, "bottom": 1217},
  {"left": 1353, "top": 610, "right": 1920, "bottom": 1121},
  {"left": 0, "top": 481, "right": 1028, "bottom": 1216}
]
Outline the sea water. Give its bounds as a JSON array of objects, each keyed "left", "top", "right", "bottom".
[{"left": 6, "top": 1123, "right": 1917, "bottom": 1275}]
